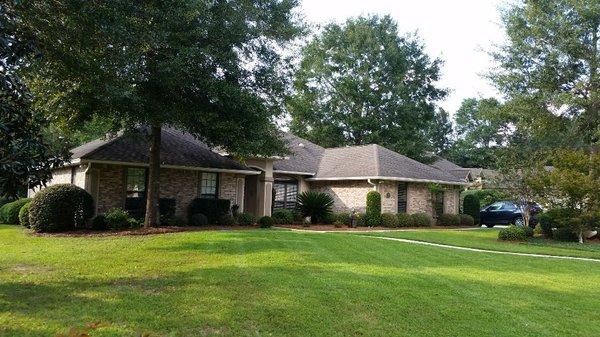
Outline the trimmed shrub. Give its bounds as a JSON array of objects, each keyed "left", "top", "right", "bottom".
[
  {"left": 189, "top": 213, "right": 209, "bottom": 226},
  {"left": 355, "top": 213, "right": 367, "bottom": 227},
  {"left": 381, "top": 213, "right": 399, "bottom": 228},
  {"left": 537, "top": 213, "right": 554, "bottom": 238},
  {"left": 18, "top": 202, "right": 31, "bottom": 228},
  {"left": 128, "top": 217, "right": 142, "bottom": 229},
  {"left": 159, "top": 198, "right": 177, "bottom": 223},
  {"left": 411, "top": 213, "right": 433, "bottom": 227},
  {"left": 105, "top": 208, "right": 131, "bottom": 230},
  {"left": 259, "top": 216, "right": 274, "bottom": 228},
  {"left": 218, "top": 214, "right": 236, "bottom": 226},
  {"left": 396, "top": 213, "right": 413, "bottom": 227},
  {"left": 296, "top": 191, "right": 334, "bottom": 224},
  {"left": 90, "top": 215, "right": 108, "bottom": 230},
  {"left": 437, "top": 214, "right": 461, "bottom": 226},
  {"left": 272, "top": 209, "right": 294, "bottom": 224},
  {"left": 237, "top": 213, "right": 256, "bottom": 226},
  {"left": 333, "top": 220, "right": 344, "bottom": 228},
  {"left": 333, "top": 212, "right": 352, "bottom": 226},
  {"left": 459, "top": 214, "right": 475, "bottom": 227},
  {"left": 29, "top": 184, "right": 94, "bottom": 232},
  {"left": 0, "top": 198, "right": 31, "bottom": 225},
  {"left": 0, "top": 197, "right": 9, "bottom": 208},
  {"left": 553, "top": 227, "right": 578, "bottom": 242},
  {"left": 187, "top": 198, "right": 231, "bottom": 225},
  {"left": 524, "top": 226, "right": 534, "bottom": 238},
  {"left": 462, "top": 194, "right": 480, "bottom": 225},
  {"left": 162, "top": 215, "right": 184, "bottom": 227},
  {"left": 498, "top": 225, "right": 528, "bottom": 241},
  {"left": 365, "top": 191, "right": 382, "bottom": 227}
]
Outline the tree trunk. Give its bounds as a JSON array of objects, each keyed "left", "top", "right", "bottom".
[{"left": 144, "top": 124, "right": 162, "bottom": 227}]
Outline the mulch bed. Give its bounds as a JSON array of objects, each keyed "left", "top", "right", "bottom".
[
  {"left": 30, "top": 225, "right": 261, "bottom": 237},
  {"left": 275, "top": 224, "right": 477, "bottom": 231}
]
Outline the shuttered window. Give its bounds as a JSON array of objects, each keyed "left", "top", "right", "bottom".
[
  {"left": 435, "top": 191, "right": 444, "bottom": 216},
  {"left": 273, "top": 178, "right": 298, "bottom": 210},
  {"left": 397, "top": 182, "right": 408, "bottom": 213}
]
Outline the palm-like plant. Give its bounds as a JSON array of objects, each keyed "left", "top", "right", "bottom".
[{"left": 296, "top": 191, "right": 334, "bottom": 224}]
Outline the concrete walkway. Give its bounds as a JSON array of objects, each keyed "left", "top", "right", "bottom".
[{"left": 367, "top": 236, "right": 600, "bottom": 263}]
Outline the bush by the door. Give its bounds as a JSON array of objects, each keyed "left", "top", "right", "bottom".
[
  {"left": 29, "top": 184, "right": 94, "bottom": 232},
  {"left": 365, "top": 191, "right": 382, "bottom": 227}
]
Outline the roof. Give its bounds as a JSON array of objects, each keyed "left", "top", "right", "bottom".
[
  {"left": 69, "top": 127, "right": 252, "bottom": 172},
  {"left": 273, "top": 133, "right": 325, "bottom": 174},
  {"left": 305, "top": 144, "right": 466, "bottom": 184}
]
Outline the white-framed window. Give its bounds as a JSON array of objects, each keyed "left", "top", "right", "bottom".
[
  {"left": 200, "top": 172, "right": 218, "bottom": 199},
  {"left": 126, "top": 167, "right": 147, "bottom": 198}
]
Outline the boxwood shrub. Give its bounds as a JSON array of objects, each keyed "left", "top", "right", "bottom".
[
  {"left": 553, "top": 227, "right": 578, "bottom": 242},
  {"left": 272, "top": 209, "right": 294, "bottom": 224},
  {"left": 437, "top": 214, "right": 461, "bottom": 226},
  {"left": 259, "top": 216, "right": 274, "bottom": 228},
  {"left": 459, "top": 214, "right": 475, "bottom": 226},
  {"left": 333, "top": 212, "right": 352, "bottom": 226},
  {"left": 237, "top": 213, "right": 256, "bottom": 226},
  {"left": 0, "top": 198, "right": 31, "bottom": 225},
  {"left": 365, "top": 191, "right": 382, "bottom": 227},
  {"left": 187, "top": 198, "right": 230, "bottom": 225},
  {"left": 396, "top": 213, "right": 413, "bottom": 227},
  {"left": 498, "top": 225, "right": 527, "bottom": 241},
  {"left": 411, "top": 213, "right": 433, "bottom": 227},
  {"left": 381, "top": 213, "right": 399, "bottom": 228},
  {"left": 18, "top": 202, "right": 31, "bottom": 228},
  {"left": 189, "top": 213, "right": 209, "bottom": 226},
  {"left": 462, "top": 194, "right": 480, "bottom": 225},
  {"left": 29, "top": 184, "right": 94, "bottom": 232}
]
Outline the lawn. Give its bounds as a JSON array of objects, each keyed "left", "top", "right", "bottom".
[
  {"left": 361, "top": 228, "right": 600, "bottom": 259},
  {"left": 0, "top": 224, "right": 599, "bottom": 337}
]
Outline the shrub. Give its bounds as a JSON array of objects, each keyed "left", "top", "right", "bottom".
[
  {"left": 462, "top": 194, "right": 480, "bottom": 224},
  {"left": 18, "top": 202, "right": 31, "bottom": 228},
  {"left": 159, "top": 198, "right": 177, "bottom": 223},
  {"left": 333, "top": 220, "right": 344, "bottom": 228},
  {"left": 365, "top": 191, "right": 382, "bottom": 227},
  {"left": 0, "top": 197, "right": 9, "bottom": 209},
  {"left": 498, "top": 225, "right": 527, "bottom": 241},
  {"left": 0, "top": 198, "right": 31, "bottom": 225},
  {"left": 105, "top": 208, "right": 131, "bottom": 230},
  {"left": 189, "top": 213, "right": 209, "bottom": 226},
  {"left": 29, "top": 184, "right": 94, "bottom": 232},
  {"left": 553, "top": 227, "right": 578, "bottom": 242},
  {"left": 537, "top": 213, "right": 554, "bottom": 238},
  {"left": 218, "top": 214, "right": 236, "bottom": 226},
  {"left": 396, "top": 213, "right": 413, "bottom": 227},
  {"left": 437, "top": 214, "right": 461, "bottom": 226},
  {"left": 187, "top": 198, "right": 231, "bottom": 225},
  {"left": 124, "top": 197, "right": 177, "bottom": 220},
  {"left": 90, "top": 215, "right": 108, "bottom": 230},
  {"left": 259, "top": 216, "right": 274, "bottom": 228},
  {"left": 524, "top": 226, "right": 534, "bottom": 238},
  {"left": 272, "top": 209, "right": 294, "bottom": 224},
  {"left": 237, "top": 213, "right": 256, "bottom": 226},
  {"left": 128, "top": 217, "right": 142, "bottom": 229},
  {"left": 411, "top": 213, "right": 433, "bottom": 227},
  {"left": 381, "top": 213, "right": 399, "bottom": 228},
  {"left": 296, "top": 191, "right": 334, "bottom": 224},
  {"left": 333, "top": 212, "right": 352, "bottom": 226},
  {"left": 162, "top": 215, "right": 184, "bottom": 227},
  {"left": 354, "top": 213, "right": 367, "bottom": 227},
  {"left": 459, "top": 214, "right": 475, "bottom": 227}
]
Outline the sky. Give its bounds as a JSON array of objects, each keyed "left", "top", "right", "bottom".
[{"left": 299, "top": 0, "right": 507, "bottom": 114}]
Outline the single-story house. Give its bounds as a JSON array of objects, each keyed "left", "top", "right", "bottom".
[
  {"left": 431, "top": 157, "right": 501, "bottom": 190},
  {"left": 29, "top": 128, "right": 469, "bottom": 221}
]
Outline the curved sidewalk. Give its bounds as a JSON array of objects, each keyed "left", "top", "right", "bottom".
[{"left": 367, "top": 236, "right": 600, "bottom": 263}]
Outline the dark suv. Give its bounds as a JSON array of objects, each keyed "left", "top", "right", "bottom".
[{"left": 480, "top": 201, "right": 542, "bottom": 228}]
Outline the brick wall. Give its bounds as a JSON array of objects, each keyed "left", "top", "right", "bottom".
[
  {"left": 406, "top": 183, "right": 433, "bottom": 215},
  {"left": 219, "top": 173, "right": 240, "bottom": 207},
  {"left": 160, "top": 168, "right": 199, "bottom": 219},
  {"left": 443, "top": 187, "right": 460, "bottom": 214},
  {"left": 377, "top": 181, "right": 398, "bottom": 213},
  {"left": 309, "top": 180, "right": 374, "bottom": 213},
  {"left": 96, "top": 165, "right": 125, "bottom": 214}
]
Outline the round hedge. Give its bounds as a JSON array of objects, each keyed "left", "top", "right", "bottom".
[
  {"left": 0, "top": 198, "right": 31, "bottom": 225},
  {"left": 29, "top": 184, "right": 94, "bottom": 232},
  {"left": 463, "top": 194, "right": 481, "bottom": 225},
  {"left": 18, "top": 202, "right": 31, "bottom": 228}
]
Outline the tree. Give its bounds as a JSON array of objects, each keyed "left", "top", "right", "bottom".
[
  {"left": 0, "top": 3, "right": 66, "bottom": 199},
  {"left": 287, "top": 15, "right": 447, "bottom": 161},
  {"left": 13, "top": 0, "right": 302, "bottom": 226},
  {"left": 427, "top": 108, "right": 453, "bottom": 155},
  {"left": 492, "top": 0, "right": 600, "bottom": 172}
]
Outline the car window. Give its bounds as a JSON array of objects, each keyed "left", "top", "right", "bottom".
[
  {"left": 503, "top": 202, "right": 518, "bottom": 211},
  {"left": 487, "top": 202, "right": 503, "bottom": 211}
]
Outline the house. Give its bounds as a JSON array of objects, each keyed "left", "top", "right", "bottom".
[
  {"left": 431, "top": 157, "right": 500, "bottom": 190},
  {"left": 29, "top": 128, "right": 469, "bottom": 221}
]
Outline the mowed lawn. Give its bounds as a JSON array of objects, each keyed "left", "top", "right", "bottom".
[
  {"left": 0, "top": 225, "right": 599, "bottom": 337},
  {"left": 361, "top": 228, "right": 600, "bottom": 259}
]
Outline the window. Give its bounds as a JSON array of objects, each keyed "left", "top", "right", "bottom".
[
  {"left": 397, "top": 182, "right": 408, "bottom": 213},
  {"left": 273, "top": 178, "right": 298, "bottom": 210},
  {"left": 434, "top": 191, "right": 444, "bottom": 216},
  {"left": 126, "top": 168, "right": 147, "bottom": 198},
  {"left": 200, "top": 172, "right": 218, "bottom": 198},
  {"left": 486, "top": 202, "right": 503, "bottom": 211}
]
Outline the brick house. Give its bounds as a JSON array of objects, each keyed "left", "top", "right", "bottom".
[{"left": 29, "top": 129, "right": 468, "bottom": 221}]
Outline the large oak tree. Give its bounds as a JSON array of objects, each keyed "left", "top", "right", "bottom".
[{"left": 12, "top": 0, "right": 302, "bottom": 226}]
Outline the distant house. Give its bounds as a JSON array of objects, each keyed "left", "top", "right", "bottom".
[
  {"left": 431, "top": 158, "right": 499, "bottom": 190},
  {"left": 29, "top": 129, "right": 468, "bottom": 222}
]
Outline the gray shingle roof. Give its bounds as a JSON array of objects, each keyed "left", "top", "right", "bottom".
[
  {"left": 273, "top": 133, "right": 325, "bottom": 174},
  {"left": 70, "top": 127, "right": 251, "bottom": 171}
]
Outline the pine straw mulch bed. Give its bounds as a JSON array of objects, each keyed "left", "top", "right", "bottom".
[{"left": 30, "top": 225, "right": 262, "bottom": 237}]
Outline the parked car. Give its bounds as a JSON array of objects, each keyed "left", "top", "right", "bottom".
[{"left": 480, "top": 201, "right": 542, "bottom": 228}]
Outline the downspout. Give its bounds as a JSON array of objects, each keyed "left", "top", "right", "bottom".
[{"left": 367, "top": 179, "right": 377, "bottom": 190}]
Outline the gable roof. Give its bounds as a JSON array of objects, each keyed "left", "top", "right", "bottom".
[
  {"left": 70, "top": 127, "right": 253, "bottom": 173},
  {"left": 272, "top": 133, "right": 325, "bottom": 174}
]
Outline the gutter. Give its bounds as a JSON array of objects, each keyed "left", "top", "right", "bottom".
[
  {"left": 305, "top": 176, "right": 470, "bottom": 186},
  {"left": 79, "top": 159, "right": 261, "bottom": 175}
]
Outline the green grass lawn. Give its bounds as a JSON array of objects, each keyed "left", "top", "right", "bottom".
[
  {"left": 0, "top": 224, "right": 599, "bottom": 337},
  {"left": 360, "top": 228, "right": 600, "bottom": 259}
]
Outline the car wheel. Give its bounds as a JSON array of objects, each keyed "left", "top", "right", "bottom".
[
  {"left": 513, "top": 217, "right": 524, "bottom": 227},
  {"left": 485, "top": 224, "right": 495, "bottom": 228}
]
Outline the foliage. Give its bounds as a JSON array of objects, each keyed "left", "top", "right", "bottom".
[
  {"left": 396, "top": 213, "right": 413, "bottom": 227},
  {"left": 498, "top": 225, "right": 528, "bottom": 241},
  {"left": 331, "top": 212, "right": 351, "bottom": 227},
  {"left": 288, "top": 15, "right": 447, "bottom": 162},
  {"left": 105, "top": 208, "right": 132, "bottom": 230},
  {"left": 462, "top": 194, "right": 481, "bottom": 225},
  {"left": 553, "top": 228, "right": 579, "bottom": 242},
  {"left": 258, "top": 216, "right": 274, "bottom": 228},
  {"left": 0, "top": 3, "right": 67, "bottom": 199},
  {"left": 427, "top": 108, "right": 454, "bottom": 155},
  {"left": 333, "top": 220, "right": 344, "bottom": 228},
  {"left": 218, "top": 214, "right": 236, "bottom": 226},
  {"left": 189, "top": 213, "right": 209, "bottom": 227},
  {"left": 237, "top": 213, "right": 256, "bottom": 226},
  {"left": 0, "top": 198, "right": 30, "bottom": 225},
  {"left": 272, "top": 209, "right": 295, "bottom": 225},
  {"left": 90, "top": 215, "right": 108, "bottom": 231},
  {"left": 158, "top": 198, "right": 177, "bottom": 224},
  {"left": 437, "top": 214, "right": 460, "bottom": 227},
  {"left": 188, "top": 199, "right": 231, "bottom": 225},
  {"left": 296, "top": 191, "right": 334, "bottom": 224},
  {"left": 28, "top": 184, "right": 94, "bottom": 232},
  {"left": 411, "top": 213, "right": 433, "bottom": 227},
  {"left": 365, "top": 191, "right": 382, "bottom": 227},
  {"left": 459, "top": 214, "right": 475, "bottom": 227},
  {"left": 18, "top": 201, "right": 31, "bottom": 228},
  {"left": 537, "top": 213, "right": 554, "bottom": 238},
  {"left": 381, "top": 213, "right": 399, "bottom": 228},
  {"left": 354, "top": 213, "right": 367, "bottom": 227},
  {"left": 462, "top": 189, "right": 509, "bottom": 209}
]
